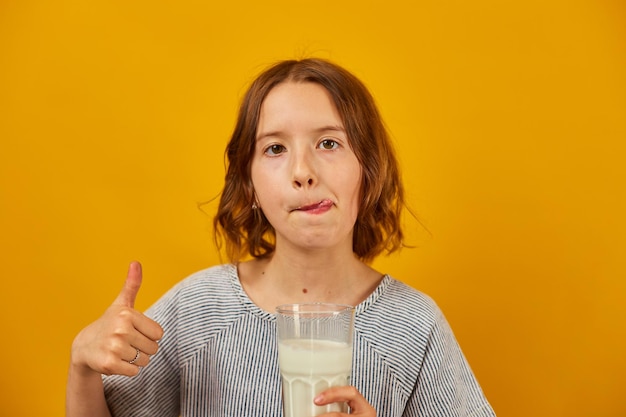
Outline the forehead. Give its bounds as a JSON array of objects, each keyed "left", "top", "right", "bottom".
[{"left": 256, "top": 81, "right": 344, "bottom": 136}]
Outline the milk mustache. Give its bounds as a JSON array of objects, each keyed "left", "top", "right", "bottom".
[{"left": 278, "top": 339, "right": 352, "bottom": 417}]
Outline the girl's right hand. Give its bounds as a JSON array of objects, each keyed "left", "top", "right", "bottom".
[{"left": 70, "top": 261, "right": 164, "bottom": 377}]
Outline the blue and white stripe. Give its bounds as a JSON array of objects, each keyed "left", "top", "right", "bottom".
[{"left": 104, "top": 264, "right": 495, "bottom": 417}]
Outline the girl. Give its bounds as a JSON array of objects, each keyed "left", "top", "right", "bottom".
[{"left": 66, "top": 58, "right": 496, "bottom": 417}]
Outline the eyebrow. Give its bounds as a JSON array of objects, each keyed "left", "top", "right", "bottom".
[{"left": 256, "top": 125, "right": 346, "bottom": 141}]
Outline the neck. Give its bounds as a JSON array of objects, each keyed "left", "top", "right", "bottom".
[
  {"left": 270, "top": 249, "right": 360, "bottom": 293},
  {"left": 238, "top": 245, "right": 383, "bottom": 311}
]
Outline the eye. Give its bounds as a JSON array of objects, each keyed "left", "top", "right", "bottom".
[
  {"left": 318, "top": 138, "right": 339, "bottom": 150},
  {"left": 264, "top": 144, "right": 286, "bottom": 156}
]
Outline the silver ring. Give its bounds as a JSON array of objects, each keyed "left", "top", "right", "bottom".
[{"left": 128, "top": 348, "right": 140, "bottom": 364}]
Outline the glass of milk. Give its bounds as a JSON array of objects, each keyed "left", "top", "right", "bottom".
[{"left": 275, "top": 303, "right": 355, "bottom": 417}]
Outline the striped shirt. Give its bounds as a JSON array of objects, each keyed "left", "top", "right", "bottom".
[{"left": 103, "top": 264, "right": 495, "bottom": 417}]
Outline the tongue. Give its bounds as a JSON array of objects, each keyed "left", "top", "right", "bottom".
[{"left": 302, "top": 199, "right": 332, "bottom": 210}]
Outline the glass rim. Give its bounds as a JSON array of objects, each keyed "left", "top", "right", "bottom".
[{"left": 275, "top": 302, "right": 354, "bottom": 315}]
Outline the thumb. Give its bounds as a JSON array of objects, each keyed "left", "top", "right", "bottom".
[{"left": 113, "top": 261, "right": 143, "bottom": 308}]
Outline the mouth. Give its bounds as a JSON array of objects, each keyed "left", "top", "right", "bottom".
[{"left": 293, "top": 199, "right": 334, "bottom": 212}]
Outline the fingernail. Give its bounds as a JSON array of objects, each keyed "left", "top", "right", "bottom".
[{"left": 314, "top": 394, "right": 324, "bottom": 404}]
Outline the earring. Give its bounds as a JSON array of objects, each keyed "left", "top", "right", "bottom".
[{"left": 251, "top": 190, "right": 259, "bottom": 209}]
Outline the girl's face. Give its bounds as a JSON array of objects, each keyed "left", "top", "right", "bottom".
[{"left": 251, "top": 81, "right": 362, "bottom": 253}]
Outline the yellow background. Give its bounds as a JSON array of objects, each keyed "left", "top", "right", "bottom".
[{"left": 1, "top": 0, "right": 625, "bottom": 416}]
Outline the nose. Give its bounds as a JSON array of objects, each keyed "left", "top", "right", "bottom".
[
  {"left": 294, "top": 177, "right": 314, "bottom": 188},
  {"left": 291, "top": 149, "right": 316, "bottom": 189}
]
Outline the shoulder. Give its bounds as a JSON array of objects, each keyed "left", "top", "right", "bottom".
[
  {"left": 153, "top": 264, "right": 237, "bottom": 303},
  {"left": 355, "top": 275, "right": 448, "bottom": 364},
  {"left": 358, "top": 276, "right": 442, "bottom": 334},
  {"left": 381, "top": 277, "right": 439, "bottom": 312},
  {"left": 352, "top": 276, "right": 452, "bottom": 396},
  {"left": 146, "top": 264, "right": 244, "bottom": 325},
  {"left": 145, "top": 264, "right": 249, "bottom": 358},
  {"left": 174, "top": 263, "right": 237, "bottom": 297}
]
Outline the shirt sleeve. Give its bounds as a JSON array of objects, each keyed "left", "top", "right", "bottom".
[
  {"left": 403, "top": 308, "right": 496, "bottom": 417},
  {"left": 102, "top": 287, "right": 182, "bottom": 417}
]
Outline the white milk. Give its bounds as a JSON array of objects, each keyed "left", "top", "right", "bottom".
[{"left": 278, "top": 339, "right": 352, "bottom": 417}]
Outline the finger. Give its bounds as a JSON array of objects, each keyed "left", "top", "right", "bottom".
[
  {"left": 115, "top": 346, "right": 151, "bottom": 372},
  {"left": 315, "top": 386, "right": 375, "bottom": 415},
  {"left": 131, "top": 313, "right": 165, "bottom": 343},
  {"left": 128, "top": 327, "right": 162, "bottom": 355},
  {"left": 113, "top": 261, "right": 143, "bottom": 308},
  {"left": 124, "top": 346, "right": 153, "bottom": 367},
  {"left": 113, "top": 360, "right": 143, "bottom": 377},
  {"left": 124, "top": 346, "right": 141, "bottom": 364},
  {"left": 129, "top": 351, "right": 151, "bottom": 368},
  {"left": 100, "top": 346, "right": 144, "bottom": 377}
]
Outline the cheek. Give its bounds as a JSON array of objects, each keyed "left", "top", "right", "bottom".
[
  {"left": 350, "top": 185, "right": 362, "bottom": 217},
  {"left": 343, "top": 163, "right": 363, "bottom": 198},
  {"left": 338, "top": 166, "right": 363, "bottom": 213},
  {"left": 351, "top": 169, "right": 364, "bottom": 217},
  {"left": 251, "top": 170, "right": 277, "bottom": 205}
]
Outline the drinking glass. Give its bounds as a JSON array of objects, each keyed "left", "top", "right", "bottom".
[{"left": 276, "top": 303, "right": 355, "bottom": 417}]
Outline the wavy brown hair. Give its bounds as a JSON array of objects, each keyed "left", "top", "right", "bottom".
[{"left": 214, "top": 58, "right": 405, "bottom": 263}]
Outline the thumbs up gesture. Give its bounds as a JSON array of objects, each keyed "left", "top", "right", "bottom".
[{"left": 70, "top": 262, "right": 164, "bottom": 377}]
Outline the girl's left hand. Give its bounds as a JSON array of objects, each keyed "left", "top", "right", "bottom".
[{"left": 314, "top": 386, "right": 376, "bottom": 416}]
